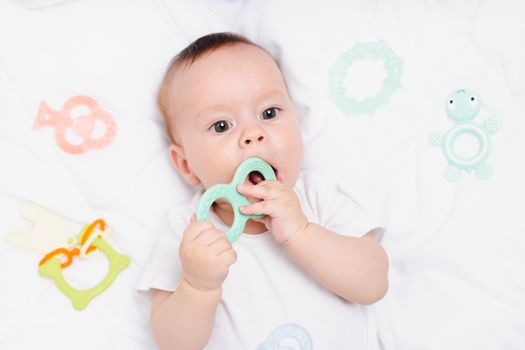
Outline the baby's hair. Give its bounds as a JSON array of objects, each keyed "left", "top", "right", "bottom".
[
  {"left": 174, "top": 32, "right": 254, "bottom": 67},
  {"left": 158, "top": 32, "right": 259, "bottom": 143}
]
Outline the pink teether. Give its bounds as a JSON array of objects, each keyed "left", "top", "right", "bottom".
[{"left": 34, "top": 96, "right": 117, "bottom": 154}]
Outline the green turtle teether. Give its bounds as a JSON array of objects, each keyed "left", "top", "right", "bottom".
[
  {"left": 429, "top": 88, "right": 501, "bottom": 181},
  {"left": 196, "top": 157, "right": 276, "bottom": 243}
]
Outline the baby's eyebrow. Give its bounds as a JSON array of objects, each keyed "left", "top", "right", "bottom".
[
  {"left": 195, "top": 90, "right": 288, "bottom": 119},
  {"left": 258, "top": 90, "right": 288, "bottom": 102},
  {"left": 196, "top": 104, "right": 230, "bottom": 119}
]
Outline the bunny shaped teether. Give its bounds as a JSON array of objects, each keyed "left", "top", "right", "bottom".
[{"left": 7, "top": 203, "right": 79, "bottom": 254}]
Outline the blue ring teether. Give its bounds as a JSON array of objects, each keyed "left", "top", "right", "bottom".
[
  {"left": 196, "top": 157, "right": 276, "bottom": 243},
  {"left": 257, "top": 323, "right": 312, "bottom": 350}
]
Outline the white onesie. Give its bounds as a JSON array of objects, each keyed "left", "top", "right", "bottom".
[{"left": 138, "top": 172, "right": 383, "bottom": 350}]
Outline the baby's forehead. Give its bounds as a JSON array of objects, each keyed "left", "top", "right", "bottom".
[
  {"left": 170, "top": 43, "right": 287, "bottom": 97},
  {"left": 180, "top": 43, "right": 280, "bottom": 76}
]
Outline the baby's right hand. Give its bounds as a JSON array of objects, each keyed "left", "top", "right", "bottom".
[{"left": 179, "top": 215, "right": 237, "bottom": 292}]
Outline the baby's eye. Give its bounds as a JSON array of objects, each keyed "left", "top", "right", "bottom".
[
  {"left": 211, "top": 120, "right": 231, "bottom": 133},
  {"left": 261, "top": 107, "right": 279, "bottom": 120}
]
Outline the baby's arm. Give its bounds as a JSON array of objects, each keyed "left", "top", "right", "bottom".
[
  {"left": 150, "top": 282, "right": 221, "bottom": 350},
  {"left": 286, "top": 225, "right": 388, "bottom": 304},
  {"left": 238, "top": 182, "right": 388, "bottom": 305},
  {"left": 149, "top": 219, "right": 237, "bottom": 350}
]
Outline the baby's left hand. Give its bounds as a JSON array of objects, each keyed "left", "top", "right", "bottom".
[{"left": 237, "top": 181, "right": 308, "bottom": 244}]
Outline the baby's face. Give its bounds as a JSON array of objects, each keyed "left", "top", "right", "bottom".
[{"left": 168, "top": 43, "right": 303, "bottom": 190}]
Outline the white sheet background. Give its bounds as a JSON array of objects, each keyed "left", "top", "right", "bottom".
[
  {"left": 233, "top": 1, "right": 525, "bottom": 349},
  {"left": 1, "top": 0, "right": 524, "bottom": 349},
  {"left": 0, "top": 0, "right": 233, "bottom": 348}
]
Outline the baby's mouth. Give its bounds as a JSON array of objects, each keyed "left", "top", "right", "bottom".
[
  {"left": 247, "top": 165, "right": 278, "bottom": 185},
  {"left": 248, "top": 171, "right": 264, "bottom": 185}
]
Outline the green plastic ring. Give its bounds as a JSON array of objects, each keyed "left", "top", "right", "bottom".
[{"left": 38, "top": 226, "right": 130, "bottom": 310}]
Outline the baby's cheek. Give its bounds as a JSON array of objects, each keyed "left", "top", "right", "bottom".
[{"left": 193, "top": 154, "right": 230, "bottom": 188}]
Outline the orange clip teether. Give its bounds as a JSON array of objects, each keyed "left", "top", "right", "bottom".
[
  {"left": 80, "top": 219, "right": 105, "bottom": 248},
  {"left": 38, "top": 219, "right": 105, "bottom": 269}
]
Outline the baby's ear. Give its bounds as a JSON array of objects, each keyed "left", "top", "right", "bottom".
[{"left": 169, "top": 144, "right": 201, "bottom": 186}]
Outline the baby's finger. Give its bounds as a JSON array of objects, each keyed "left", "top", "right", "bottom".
[
  {"left": 252, "top": 217, "right": 271, "bottom": 230},
  {"left": 182, "top": 220, "right": 214, "bottom": 242},
  {"left": 219, "top": 248, "right": 237, "bottom": 266},
  {"left": 189, "top": 214, "right": 196, "bottom": 224},
  {"left": 209, "top": 237, "right": 234, "bottom": 256},
  {"left": 239, "top": 200, "right": 272, "bottom": 216},
  {"left": 237, "top": 181, "right": 282, "bottom": 200},
  {"left": 195, "top": 228, "right": 226, "bottom": 246}
]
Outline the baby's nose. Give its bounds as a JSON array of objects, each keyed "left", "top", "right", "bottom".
[
  {"left": 243, "top": 134, "right": 265, "bottom": 145},
  {"left": 240, "top": 125, "right": 267, "bottom": 147}
]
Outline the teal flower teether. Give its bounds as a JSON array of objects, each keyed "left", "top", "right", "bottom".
[
  {"left": 196, "top": 157, "right": 276, "bottom": 243},
  {"left": 329, "top": 40, "right": 403, "bottom": 116}
]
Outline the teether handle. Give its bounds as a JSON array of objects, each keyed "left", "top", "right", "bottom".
[
  {"left": 196, "top": 157, "right": 276, "bottom": 243},
  {"left": 196, "top": 185, "right": 255, "bottom": 243}
]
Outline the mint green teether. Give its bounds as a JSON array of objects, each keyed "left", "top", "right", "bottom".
[{"left": 196, "top": 157, "right": 276, "bottom": 243}]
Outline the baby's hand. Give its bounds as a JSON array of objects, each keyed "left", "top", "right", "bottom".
[
  {"left": 237, "top": 181, "right": 308, "bottom": 244},
  {"left": 179, "top": 215, "right": 237, "bottom": 292}
]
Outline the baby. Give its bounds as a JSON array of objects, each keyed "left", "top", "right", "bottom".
[{"left": 138, "top": 32, "right": 388, "bottom": 350}]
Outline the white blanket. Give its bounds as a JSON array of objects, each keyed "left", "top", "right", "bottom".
[{"left": 1, "top": 0, "right": 524, "bottom": 349}]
